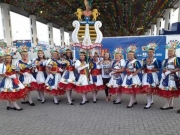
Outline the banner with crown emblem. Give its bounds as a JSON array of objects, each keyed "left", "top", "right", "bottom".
[{"left": 101, "top": 36, "right": 166, "bottom": 61}]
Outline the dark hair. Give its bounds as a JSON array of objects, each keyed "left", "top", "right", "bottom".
[
  {"left": 103, "top": 52, "right": 111, "bottom": 61},
  {"left": 66, "top": 50, "right": 73, "bottom": 60},
  {"left": 128, "top": 51, "right": 137, "bottom": 59},
  {"left": 79, "top": 53, "right": 87, "bottom": 62},
  {"left": 148, "top": 48, "right": 154, "bottom": 52},
  {"left": 37, "top": 50, "right": 46, "bottom": 61}
]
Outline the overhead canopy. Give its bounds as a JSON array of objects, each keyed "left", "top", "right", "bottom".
[{"left": 2, "top": 0, "right": 179, "bottom": 36}]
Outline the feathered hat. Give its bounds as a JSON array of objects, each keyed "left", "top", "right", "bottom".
[{"left": 17, "top": 45, "right": 29, "bottom": 54}]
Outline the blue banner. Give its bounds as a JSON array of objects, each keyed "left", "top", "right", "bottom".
[{"left": 101, "top": 36, "right": 166, "bottom": 61}]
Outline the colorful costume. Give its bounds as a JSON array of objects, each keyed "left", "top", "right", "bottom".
[
  {"left": 59, "top": 59, "right": 76, "bottom": 91},
  {"left": 122, "top": 59, "right": 142, "bottom": 94},
  {"left": 142, "top": 58, "right": 161, "bottom": 94},
  {"left": 0, "top": 64, "right": 27, "bottom": 101},
  {"left": 158, "top": 57, "right": 180, "bottom": 98},
  {"left": 89, "top": 61, "right": 104, "bottom": 91},
  {"left": 107, "top": 59, "right": 125, "bottom": 95},
  {"left": 34, "top": 59, "right": 47, "bottom": 91},
  {"left": 74, "top": 60, "right": 94, "bottom": 93},
  {"left": 17, "top": 60, "right": 38, "bottom": 91},
  {"left": 45, "top": 59, "right": 65, "bottom": 96}
]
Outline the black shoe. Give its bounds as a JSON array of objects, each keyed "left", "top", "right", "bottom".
[
  {"left": 21, "top": 101, "right": 28, "bottom": 104},
  {"left": 41, "top": 100, "right": 46, "bottom": 104},
  {"left": 113, "top": 102, "right": 121, "bottom": 104},
  {"left": 133, "top": 102, "right": 137, "bottom": 105},
  {"left": 14, "top": 108, "right": 23, "bottom": 111},
  {"left": 58, "top": 100, "right": 61, "bottom": 102},
  {"left": 69, "top": 103, "right": 74, "bottom": 105},
  {"left": 29, "top": 103, "right": 35, "bottom": 106},
  {"left": 127, "top": 104, "right": 134, "bottom": 108},
  {"left": 113, "top": 100, "right": 116, "bottom": 103},
  {"left": 169, "top": 106, "right": 174, "bottom": 109},
  {"left": 86, "top": 100, "right": 89, "bottom": 103},
  {"left": 145, "top": 102, "right": 154, "bottom": 106},
  {"left": 71, "top": 99, "right": 75, "bottom": 102},
  {"left": 177, "top": 109, "right": 180, "bottom": 113},
  {"left": 93, "top": 101, "right": 96, "bottom": 103},
  {"left": 7, "top": 106, "right": 14, "bottom": 110},
  {"left": 80, "top": 102, "right": 86, "bottom": 105},
  {"left": 38, "top": 99, "right": 42, "bottom": 101},
  {"left": 144, "top": 106, "right": 151, "bottom": 109},
  {"left": 160, "top": 107, "right": 172, "bottom": 110}
]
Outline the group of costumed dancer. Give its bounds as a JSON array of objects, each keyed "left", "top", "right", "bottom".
[{"left": 0, "top": 46, "right": 180, "bottom": 113}]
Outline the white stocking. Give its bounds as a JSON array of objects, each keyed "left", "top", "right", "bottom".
[
  {"left": 66, "top": 91, "right": 72, "bottom": 103},
  {"left": 133, "top": 94, "right": 137, "bottom": 102},
  {"left": 12, "top": 101, "right": 21, "bottom": 109},
  {"left": 70, "top": 90, "right": 72, "bottom": 100},
  {"left": 162, "top": 98, "right": 171, "bottom": 108},
  {"left": 92, "top": 91, "right": 96, "bottom": 102},
  {"left": 85, "top": 93, "right": 88, "bottom": 101},
  {"left": 82, "top": 94, "right": 86, "bottom": 103},
  {"left": 27, "top": 93, "right": 33, "bottom": 104},
  {"left": 145, "top": 94, "right": 152, "bottom": 108},
  {"left": 128, "top": 95, "right": 134, "bottom": 106},
  {"left": 40, "top": 91, "right": 45, "bottom": 102},
  {"left": 115, "top": 93, "right": 121, "bottom": 103},
  {"left": 95, "top": 91, "right": 98, "bottom": 100},
  {"left": 169, "top": 98, "right": 174, "bottom": 107},
  {"left": 7, "top": 101, "right": 13, "bottom": 107},
  {"left": 53, "top": 96, "right": 58, "bottom": 103},
  {"left": 151, "top": 94, "right": 154, "bottom": 104},
  {"left": 37, "top": 91, "right": 41, "bottom": 100}
]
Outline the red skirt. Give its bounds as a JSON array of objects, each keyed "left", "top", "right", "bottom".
[
  {"left": 122, "top": 85, "right": 142, "bottom": 94},
  {"left": 59, "top": 82, "right": 75, "bottom": 91},
  {"left": 94, "top": 85, "right": 105, "bottom": 91},
  {"left": 0, "top": 88, "right": 27, "bottom": 101},
  {"left": 74, "top": 84, "right": 95, "bottom": 93},
  {"left": 26, "top": 82, "right": 38, "bottom": 92},
  {"left": 142, "top": 85, "right": 157, "bottom": 94},
  {"left": 156, "top": 88, "right": 180, "bottom": 98},
  {"left": 44, "top": 86, "right": 65, "bottom": 96},
  {"left": 109, "top": 87, "right": 122, "bottom": 95},
  {"left": 37, "top": 83, "right": 45, "bottom": 91}
]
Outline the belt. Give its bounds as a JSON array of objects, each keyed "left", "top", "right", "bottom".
[
  {"left": 5, "top": 72, "right": 16, "bottom": 76},
  {"left": 91, "top": 69, "right": 101, "bottom": 76},
  {"left": 20, "top": 69, "right": 30, "bottom": 73},
  {"left": 37, "top": 66, "right": 46, "bottom": 71},
  {"left": 66, "top": 66, "right": 75, "bottom": 71}
]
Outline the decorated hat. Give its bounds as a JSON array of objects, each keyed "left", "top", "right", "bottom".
[
  {"left": 0, "top": 48, "right": 4, "bottom": 57},
  {"left": 126, "top": 45, "right": 137, "bottom": 53},
  {"left": 79, "top": 49, "right": 86, "bottom": 55},
  {"left": 114, "top": 47, "right": 123, "bottom": 54},
  {"left": 17, "top": 45, "right": 29, "bottom": 54},
  {"left": 2, "top": 47, "right": 15, "bottom": 58},
  {"left": 50, "top": 47, "right": 60, "bottom": 54},
  {"left": 143, "top": 42, "right": 158, "bottom": 52}
]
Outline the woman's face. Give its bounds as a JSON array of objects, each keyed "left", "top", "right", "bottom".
[
  {"left": 0, "top": 56, "right": 4, "bottom": 63},
  {"left": 148, "top": 50, "right": 154, "bottom": 58},
  {"left": 104, "top": 53, "right": 110, "bottom": 60},
  {"left": 93, "top": 54, "right": 98, "bottom": 61},
  {"left": 21, "top": 52, "right": 28, "bottom": 60},
  {"left": 38, "top": 51, "right": 44, "bottom": 59},
  {"left": 168, "top": 49, "right": 175, "bottom": 57},
  {"left": 67, "top": 52, "right": 71, "bottom": 58},
  {"left": 80, "top": 54, "right": 85, "bottom": 61},
  {"left": 5, "top": 56, "right": 11, "bottom": 63},
  {"left": 128, "top": 52, "right": 134, "bottom": 60},
  {"left": 51, "top": 52, "right": 59, "bottom": 59},
  {"left": 115, "top": 54, "right": 121, "bottom": 61}
]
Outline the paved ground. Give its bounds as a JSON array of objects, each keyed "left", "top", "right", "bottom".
[{"left": 0, "top": 91, "right": 180, "bottom": 135}]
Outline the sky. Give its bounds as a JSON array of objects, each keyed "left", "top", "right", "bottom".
[
  {"left": 0, "top": 7, "right": 179, "bottom": 43},
  {"left": 0, "top": 10, "right": 69, "bottom": 46}
]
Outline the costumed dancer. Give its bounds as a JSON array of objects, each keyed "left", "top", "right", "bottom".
[
  {"left": 45, "top": 49, "right": 65, "bottom": 104},
  {"left": 101, "top": 52, "right": 112, "bottom": 101},
  {"left": 0, "top": 49, "right": 26, "bottom": 110},
  {"left": 59, "top": 49, "right": 76, "bottom": 105},
  {"left": 122, "top": 51, "right": 142, "bottom": 108},
  {"left": 158, "top": 48, "right": 180, "bottom": 110},
  {"left": 107, "top": 49, "right": 125, "bottom": 104},
  {"left": 89, "top": 52, "right": 104, "bottom": 103},
  {"left": 74, "top": 50, "right": 95, "bottom": 105},
  {"left": 142, "top": 48, "right": 161, "bottom": 109},
  {"left": 16, "top": 46, "right": 38, "bottom": 106},
  {"left": 34, "top": 49, "right": 47, "bottom": 103}
]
